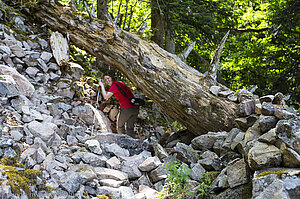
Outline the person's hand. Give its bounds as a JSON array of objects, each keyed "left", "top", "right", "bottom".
[{"left": 98, "top": 79, "right": 104, "bottom": 87}]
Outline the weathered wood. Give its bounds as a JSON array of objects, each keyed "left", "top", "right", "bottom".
[
  {"left": 138, "top": 22, "right": 147, "bottom": 35},
  {"left": 179, "top": 42, "right": 195, "bottom": 62},
  {"left": 19, "top": 1, "right": 237, "bottom": 135},
  {"left": 49, "top": 31, "right": 69, "bottom": 66},
  {"left": 83, "top": 0, "right": 95, "bottom": 21},
  {"left": 207, "top": 30, "right": 230, "bottom": 82}
]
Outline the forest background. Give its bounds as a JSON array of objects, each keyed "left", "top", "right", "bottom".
[{"left": 60, "top": 0, "right": 299, "bottom": 110}]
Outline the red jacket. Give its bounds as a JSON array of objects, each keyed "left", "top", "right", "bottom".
[{"left": 108, "top": 81, "right": 138, "bottom": 109}]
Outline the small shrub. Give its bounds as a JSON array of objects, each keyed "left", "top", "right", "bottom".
[{"left": 159, "top": 160, "right": 213, "bottom": 199}]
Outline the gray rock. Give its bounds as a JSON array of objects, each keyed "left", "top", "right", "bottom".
[
  {"left": 59, "top": 171, "right": 82, "bottom": 194},
  {"left": 259, "top": 115, "right": 278, "bottom": 133},
  {"left": 152, "top": 142, "right": 168, "bottom": 161},
  {"left": 243, "top": 120, "right": 261, "bottom": 146},
  {"left": 248, "top": 142, "right": 282, "bottom": 170},
  {"left": 93, "top": 167, "right": 128, "bottom": 182},
  {"left": 276, "top": 118, "right": 300, "bottom": 154},
  {"left": 283, "top": 175, "right": 300, "bottom": 199},
  {"left": 80, "top": 152, "right": 107, "bottom": 167},
  {"left": 0, "top": 64, "right": 35, "bottom": 97},
  {"left": 99, "top": 179, "right": 124, "bottom": 188},
  {"left": 0, "top": 46, "right": 12, "bottom": 55},
  {"left": 209, "top": 86, "right": 221, "bottom": 96},
  {"left": 139, "top": 156, "right": 161, "bottom": 172},
  {"left": 258, "top": 128, "right": 277, "bottom": 144},
  {"left": 85, "top": 139, "right": 102, "bottom": 155},
  {"left": 96, "top": 186, "right": 134, "bottom": 199},
  {"left": 261, "top": 102, "right": 276, "bottom": 116},
  {"left": 191, "top": 131, "right": 227, "bottom": 151},
  {"left": 10, "top": 130, "right": 24, "bottom": 141},
  {"left": 227, "top": 159, "right": 250, "bottom": 188},
  {"left": 236, "top": 100, "right": 255, "bottom": 117},
  {"left": 212, "top": 168, "right": 229, "bottom": 191},
  {"left": 198, "top": 150, "right": 221, "bottom": 171},
  {"left": 282, "top": 147, "right": 300, "bottom": 168},
  {"left": 0, "top": 75, "right": 19, "bottom": 98},
  {"left": 26, "top": 121, "right": 56, "bottom": 141},
  {"left": 105, "top": 143, "right": 129, "bottom": 157},
  {"left": 260, "top": 95, "right": 274, "bottom": 103},
  {"left": 106, "top": 156, "right": 121, "bottom": 170},
  {"left": 40, "top": 52, "right": 52, "bottom": 63},
  {"left": 223, "top": 128, "right": 241, "bottom": 150},
  {"left": 9, "top": 44, "right": 25, "bottom": 58},
  {"left": 25, "top": 67, "right": 39, "bottom": 78},
  {"left": 174, "top": 142, "right": 200, "bottom": 164},
  {"left": 149, "top": 164, "right": 168, "bottom": 183},
  {"left": 4, "top": 147, "right": 17, "bottom": 157},
  {"left": 189, "top": 162, "right": 206, "bottom": 182}
]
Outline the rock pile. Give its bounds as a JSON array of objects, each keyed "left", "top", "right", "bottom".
[{"left": 0, "top": 1, "right": 299, "bottom": 199}]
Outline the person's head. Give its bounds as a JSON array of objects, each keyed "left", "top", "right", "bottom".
[{"left": 102, "top": 73, "right": 114, "bottom": 86}]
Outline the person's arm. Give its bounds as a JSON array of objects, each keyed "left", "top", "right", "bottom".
[{"left": 99, "top": 81, "right": 114, "bottom": 100}]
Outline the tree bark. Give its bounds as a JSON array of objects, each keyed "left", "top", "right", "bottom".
[
  {"left": 164, "top": 15, "right": 175, "bottom": 54},
  {"left": 151, "top": 0, "right": 164, "bottom": 48},
  {"left": 97, "top": 0, "right": 112, "bottom": 22},
  {"left": 19, "top": 1, "right": 237, "bottom": 136}
]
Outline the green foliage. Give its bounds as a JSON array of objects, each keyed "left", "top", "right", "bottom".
[{"left": 159, "top": 160, "right": 213, "bottom": 199}]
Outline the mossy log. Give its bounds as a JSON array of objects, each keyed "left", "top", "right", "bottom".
[{"left": 11, "top": 0, "right": 237, "bottom": 135}]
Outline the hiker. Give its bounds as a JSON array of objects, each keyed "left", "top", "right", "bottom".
[{"left": 98, "top": 74, "right": 139, "bottom": 138}]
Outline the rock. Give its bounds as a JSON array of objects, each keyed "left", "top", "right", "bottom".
[
  {"left": 282, "top": 147, "right": 300, "bottom": 168},
  {"left": 260, "top": 95, "right": 274, "bottom": 103},
  {"left": 99, "top": 179, "right": 124, "bottom": 188},
  {"left": 0, "top": 64, "right": 35, "bottom": 97},
  {"left": 174, "top": 142, "right": 200, "bottom": 164},
  {"left": 85, "top": 139, "right": 102, "bottom": 155},
  {"left": 248, "top": 142, "right": 282, "bottom": 170},
  {"left": 139, "top": 156, "right": 161, "bottom": 172},
  {"left": 236, "top": 100, "right": 255, "bottom": 117},
  {"left": 227, "top": 159, "right": 250, "bottom": 188},
  {"left": 59, "top": 171, "right": 82, "bottom": 194},
  {"left": 106, "top": 156, "right": 121, "bottom": 170},
  {"left": 253, "top": 169, "right": 300, "bottom": 199},
  {"left": 152, "top": 142, "right": 168, "bottom": 162},
  {"left": 68, "top": 62, "right": 85, "bottom": 79},
  {"left": 261, "top": 102, "right": 276, "bottom": 116},
  {"left": 104, "top": 143, "right": 130, "bottom": 157},
  {"left": 26, "top": 121, "right": 56, "bottom": 141},
  {"left": 0, "top": 75, "right": 19, "bottom": 98},
  {"left": 209, "top": 86, "right": 221, "bottom": 96},
  {"left": 276, "top": 118, "right": 300, "bottom": 154},
  {"left": 93, "top": 167, "right": 128, "bottom": 182},
  {"left": 9, "top": 44, "right": 25, "bottom": 57},
  {"left": 259, "top": 115, "right": 278, "bottom": 133},
  {"left": 149, "top": 164, "right": 168, "bottom": 183},
  {"left": 198, "top": 150, "right": 221, "bottom": 171},
  {"left": 189, "top": 162, "right": 206, "bottom": 182},
  {"left": 96, "top": 186, "right": 134, "bottom": 199},
  {"left": 258, "top": 128, "right": 277, "bottom": 144},
  {"left": 191, "top": 131, "right": 227, "bottom": 151}
]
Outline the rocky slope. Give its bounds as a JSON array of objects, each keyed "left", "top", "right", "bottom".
[{"left": 0, "top": 1, "right": 299, "bottom": 199}]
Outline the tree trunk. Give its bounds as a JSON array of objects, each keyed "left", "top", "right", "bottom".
[
  {"left": 151, "top": 0, "right": 164, "bottom": 48},
  {"left": 97, "top": 0, "right": 112, "bottom": 22},
  {"left": 164, "top": 15, "right": 175, "bottom": 54},
  {"left": 19, "top": 1, "right": 237, "bottom": 136}
]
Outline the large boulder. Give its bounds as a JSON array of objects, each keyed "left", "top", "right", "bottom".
[
  {"left": 0, "top": 64, "right": 35, "bottom": 97},
  {"left": 248, "top": 142, "right": 282, "bottom": 170}
]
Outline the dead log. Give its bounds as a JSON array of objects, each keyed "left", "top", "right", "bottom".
[{"left": 18, "top": 1, "right": 237, "bottom": 135}]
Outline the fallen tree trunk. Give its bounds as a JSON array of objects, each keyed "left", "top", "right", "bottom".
[{"left": 16, "top": 0, "right": 237, "bottom": 135}]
